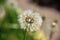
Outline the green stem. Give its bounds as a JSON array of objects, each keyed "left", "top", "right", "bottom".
[
  {"left": 24, "top": 27, "right": 28, "bottom": 40},
  {"left": 24, "top": 24, "right": 30, "bottom": 40},
  {"left": 24, "top": 31, "right": 27, "bottom": 40}
]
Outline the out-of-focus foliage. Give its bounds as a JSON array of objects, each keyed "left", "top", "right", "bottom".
[
  {"left": 0, "top": 0, "right": 5, "bottom": 4},
  {"left": 1, "top": 29, "right": 34, "bottom": 40},
  {"left": 29, "top": 30, "right": 48, "bottom": 40},
  {"left": 1, "top": 29, "right": 24, "bottom": 40}
]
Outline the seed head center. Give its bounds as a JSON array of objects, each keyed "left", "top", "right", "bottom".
[{"left": 25, "top": 17, "right": 34, "bottom": 24}]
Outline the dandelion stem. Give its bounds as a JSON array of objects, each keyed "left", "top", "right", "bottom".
[
  {"left": 24, "top": 25, "right": 28, "bottom": 40},
  {"left": 24, "top": 24, "right": 30, "bottom": 40},
  {"left": 24, "top": 29, "right": 27, "bottom": 40}
]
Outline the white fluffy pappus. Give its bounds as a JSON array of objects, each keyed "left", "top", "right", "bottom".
[{"left": 18, "top": 10, "right": 43, "bottom": 32}]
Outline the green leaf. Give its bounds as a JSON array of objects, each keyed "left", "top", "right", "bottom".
[
  {"left": 1, "top": 6, "right": 19, "bottom": 29},
  {"left": 5, "top": 8, "right": 18, "bottom": 23},
  {"left": 1, "top": 29, "right": 25, "bottom": 40},
  {"left": 0, "top": 0, "right": 5, "bottom": 4},
  {"left": 2, "top": 22, "right": 20, "bottom": 29},
  {"left": 1, "top": 29, "right": 8, "bottom": 40}
]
